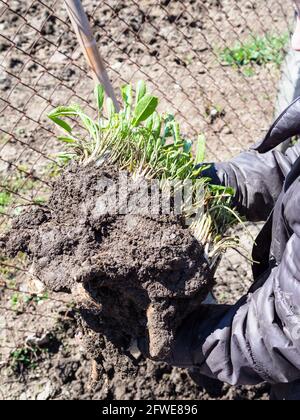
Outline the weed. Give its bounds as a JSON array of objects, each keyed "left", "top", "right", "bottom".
[
  {"left": 0, "top": 191, "right": 12, "bottom": 214},
  {"left": 220, "top": 33, "right": 289, "bottom": 74},
  {"left": 23, "top": 292, "right": 49, "bottom": 305},
  {"left": 9, "top": 290, "right": 49, "bottom": 310},
  {"left": 0, "top": 171, "right": 48, "bottom": 216},
  {"left": 10, "top": 346, "right": 39, "bottom": 372},
  {"left": 48, "top": 81, "right": 245, "bottom": 260},
  {"left": 10, "top": 293, "right": 20, "bottom": 308}
]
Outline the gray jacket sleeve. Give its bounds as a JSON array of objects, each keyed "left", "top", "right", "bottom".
[
  {"left": 203, "top": 96, "right": 300, "bottom": 222},
  {"left": 211, "top": 143, "right": 300, "bottom": 222},
  {"left": 173, "top": 229, "right": 300, "bottom": 386},
  {"left": 166, "top": 99, "right": 300, "bottom": 386}
]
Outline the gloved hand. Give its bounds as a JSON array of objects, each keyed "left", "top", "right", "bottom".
[
  {"left": 139, "top": 303, "right": 229, "bottom": 368},
  {"left": 196, "top": 163, "right": 222, "bottom": 185}
]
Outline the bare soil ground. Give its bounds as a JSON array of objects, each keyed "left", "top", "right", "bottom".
[{"left": 0, "top": 0, "right": 292, "bottom": 400}]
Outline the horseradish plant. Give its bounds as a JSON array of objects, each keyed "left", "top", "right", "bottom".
[{"left": 48, "top": 81, "right": 243, "bottom": 264}]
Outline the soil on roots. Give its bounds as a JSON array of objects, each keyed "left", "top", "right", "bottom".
[{"left": 3, "top": 163, "right": 213, "bottom": 368}]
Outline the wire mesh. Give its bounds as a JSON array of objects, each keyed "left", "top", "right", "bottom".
[{"left": 0, "top": 0, "right": 294, "bottom": 400}]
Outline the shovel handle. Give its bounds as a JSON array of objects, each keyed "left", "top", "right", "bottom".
[{"left": 64, "top": 0, "right": 120, "bottom": 111}]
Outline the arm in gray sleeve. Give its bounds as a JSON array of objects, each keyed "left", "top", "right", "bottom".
[
  {"left": 211, "top": 143, "right": 300, "bottom": 222},
  {"left": 171, "top": 229, "right": 300, "bottom": 386},
  {"left": 203, "top": 97, "right": 300, "bottom": 222}
]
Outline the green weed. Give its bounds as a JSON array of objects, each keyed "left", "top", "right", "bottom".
[
  {"left": 0, "top": 191, "right": 12, "bottom": 213},
  {"left": 48, "top": 81, "right": 244, "bottom": 261},
  {"left": 10, "top": 292, "right": 49, "bottom": 310},
  {"left": 220, "top": 33, "right": 289, "bottom": 75},
  {"left": 10, "top": 346, "right": 39, "bottom": 372},
  {"left": 23, "top": 292, "right": 49, "bottom": 305},
  {"left": 0, "top": 170, "right": 48, "bottom": 216}
]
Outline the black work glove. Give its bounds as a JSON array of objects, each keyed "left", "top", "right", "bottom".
[{"left": 196, "top": 163, "right": 222, "bottom": 185}]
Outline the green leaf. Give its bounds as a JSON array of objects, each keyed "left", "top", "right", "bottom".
[
  {"left": 145, "top": 114, "right": 154, "bottom": 131},
  {"left": 192, "top": 166, "right": 204, "bottom": 177},
  {"left": 195, "top": 134, "right": 206, "bottom": 164},
  {"left": 95, "top": 84, "right": 105, "bottom": 113},
  {"left": 80, "top": 114, "right": 97, "bottom": 139},
  {"left": 33, "top": 197, "right": 46, "bottom": 205},
  {"left": 48, "top": 116, "right": 72, "bottom": 134},
  {"left": 57, "top": 136, "right": 76, "bottom": 144},
  {"left": 184, "top": 140, "right": 192, "bottom": 153},
  {"left": 106, "top": 97, "right": 116, "bottom": 121},
  {"left": 56, "top": 153, "right": 76, "bottom": 164},
  {"left": 48, "top": 105, "right": 81, "bottom": 118},
  {"left": 152, "top": 112, "right": 161, "bottom": 138},
  {"left": 121, "top": 84, "right": 133, "bottom": 120},
  {"left": 48, "top": 105, "right": 84, "bottom": 134},
  {"left": 0, "top": 191, "right": 11, "bottom": 207},
  {"left": 210, "top": 184, "right": 235, "bottom": 195},
  {"left": 136, "top": 80, "right": 147, "bottom": 105},
  {"left": 162, "top": 114, "right": 175, "bottom": 141},
  {"left": 121, "top": 84, "right": 133, "bottom": 106},
  {"left": 132, "top": 95, "right": 158, "bottom": 127},
  {"left": 172, "top": 121, "right": 181, "bottom": 144}
]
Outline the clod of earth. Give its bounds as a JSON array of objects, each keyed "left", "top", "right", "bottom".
[
  {"left": 4, "top": 163, "right": 213, "bottom": 361},
  {"left": 2, "top": 81, "right": 241, "bottom": 375}
]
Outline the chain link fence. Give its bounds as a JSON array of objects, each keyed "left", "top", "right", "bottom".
[{"left": 0, "top": 0, "right": 294, "bottom": 400}]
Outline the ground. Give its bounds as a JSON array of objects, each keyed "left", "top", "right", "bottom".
[{"left": 0, "top": 0, "right": 292, "bottom": 400}]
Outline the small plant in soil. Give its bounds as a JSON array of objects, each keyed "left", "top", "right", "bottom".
[
  {"left": 0, "top": 190, "right": 11, "bottom": 214},
  {"left": 10, "top": 292, "right": 49, "bottom": 310},
  {"left": 0, "top": 171, "right": 47, "bottom": 219},
  {"left": 3, "top": 82, "right": 243, "bottom": 363},
  {"left": 10, "top": 293, "right": 20, "bottom": 308},
  {"left": 220, "top": 32, "right": 288, "bottom": 76},
  {"left": 10, "top": 346, "right": 41, "bottom": 373},
  {"left": 24, "top": 292, "right": 49, "bottom": 305}
]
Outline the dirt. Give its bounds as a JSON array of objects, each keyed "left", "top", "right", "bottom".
[
  {"left": 0, "top": 163, "right": 267, "bottom": 402},
  {"left": 3, "top": 162, "right": 213, "bottom": 366},
  {"left": 0, "top": 301, "right": 271, "bottom": 400},
  {"left": 0, "top": 279, "right": 270, "bottom": 400},
  {"left": 0, "top": 0, "right": 292, "bottom": 401}
]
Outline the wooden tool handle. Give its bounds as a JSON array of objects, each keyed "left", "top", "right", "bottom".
[{"left": 64, "top": 0, "right": 120, "bottom": 111}]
